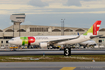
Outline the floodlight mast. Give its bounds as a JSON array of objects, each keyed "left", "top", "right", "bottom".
[{"left": 61, "top": 19, "right": 65, "bottom": 36}]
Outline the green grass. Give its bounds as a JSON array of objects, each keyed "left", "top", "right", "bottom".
[{"left": 0, "top": 55, "right": 105, "bottom": 62}]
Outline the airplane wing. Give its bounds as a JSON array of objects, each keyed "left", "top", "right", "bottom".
[
  {"left": 47, "top": 36, "right": 80, "bottom": 44},
  {"left": 90, "top": 35, "right": 103, "bottom": 39}
]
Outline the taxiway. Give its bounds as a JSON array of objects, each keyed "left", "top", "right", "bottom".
[
  {"left": 0, "top": 62, "right": 105, "bottom": 70},
  {"left": 0, "top": 49, "right": 105, "bottom": 55}
]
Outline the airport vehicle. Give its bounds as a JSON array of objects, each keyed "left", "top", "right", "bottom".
[
  {"left": 9, "top": 21, "right": 102, "bottom": 49},
  {"left": 9, "top": 46, "right": 18, "bottom": 49}
]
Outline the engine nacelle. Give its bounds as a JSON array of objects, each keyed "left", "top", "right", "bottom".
[{"left": 39, "top": 42, "right": 48, "bottom": 48}]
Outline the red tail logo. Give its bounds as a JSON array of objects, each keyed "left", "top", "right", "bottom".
[{"left": 93, "top": 21, "right": 101, "bottom": 35}]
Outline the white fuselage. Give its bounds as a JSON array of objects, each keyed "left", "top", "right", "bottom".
[
  {"left": 80, "top": 40, "right": 96, "bottom": 46},
  {"left": 9, "top": 35, "right": 91, "bottom": 46}
]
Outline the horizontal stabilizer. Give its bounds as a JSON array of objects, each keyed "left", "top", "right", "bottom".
[{"left": 90, "top": 35, "right": 103, "bottom": 39}]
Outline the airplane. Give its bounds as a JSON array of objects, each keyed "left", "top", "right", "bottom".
[
  {"left": 77, "top": 33, "right": 97, "bottom": 48},
  {"left": 9, "top": 21, "right": 102, "bottom": 49},
  {"left": 79, "top": 40, "right": 97, "bottom": 48}
]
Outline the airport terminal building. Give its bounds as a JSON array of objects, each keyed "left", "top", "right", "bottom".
[{"left": 0, "top": 13, "right": 105, "bottom": 48}]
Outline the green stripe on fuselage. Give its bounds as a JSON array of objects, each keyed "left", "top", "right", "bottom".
[{"left": 20, "top": 37, "right": 28, "bottom": 45}]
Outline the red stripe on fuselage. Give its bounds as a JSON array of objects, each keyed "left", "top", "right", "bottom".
[{"left": 28, "top": 37, "right": 35, "bottom": 45}]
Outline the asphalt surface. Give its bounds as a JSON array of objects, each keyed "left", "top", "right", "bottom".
[
  {"left": 0, "top": 62, "right": 105, "bottom": 70},
  {"left": 0, "top": 67, "right": 105, "bottom": 70},
  {"left": 0, "top": 49, "right": 105, "bottom": 70},
  {"left": 0, "top": 49, "right": 105, "bottom": 55}
]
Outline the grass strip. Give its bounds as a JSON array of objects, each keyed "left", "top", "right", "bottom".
[{"left": 0, "top": 55, "right": 105, "bottom": 62}]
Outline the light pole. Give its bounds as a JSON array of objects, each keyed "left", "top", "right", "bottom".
[
  {"left": 61, "top": 19, "right": 65, "bottom": 36},
  {"left": 19, "top": 23, "right": 20, "bottom": 36},
  {"left": 13, "top": 23, "right": 14, "bottom": 37}
]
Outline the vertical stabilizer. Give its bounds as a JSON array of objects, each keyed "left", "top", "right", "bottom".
[{"left": 83, "top": 21, "right": 101, "bottom": 35}]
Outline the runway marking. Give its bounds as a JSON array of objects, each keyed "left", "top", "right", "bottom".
[{"left": 60, "top": 67, "right": 76, "bottom": 70}]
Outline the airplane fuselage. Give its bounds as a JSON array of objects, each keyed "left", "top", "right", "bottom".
[{"left": 9, "top": 35, "right": 90, "bottom": 46}]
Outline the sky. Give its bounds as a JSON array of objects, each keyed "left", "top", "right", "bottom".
[{"left": 0, "top": 0, "right": 105, "bottom": 29}]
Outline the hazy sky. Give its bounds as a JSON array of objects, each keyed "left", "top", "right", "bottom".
[{"left": 0, "top": 0, "right": 105, "bottom": 29}]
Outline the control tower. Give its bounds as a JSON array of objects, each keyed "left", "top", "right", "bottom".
[{"left": 10, "top": 13, "right": 26, "bottom": 37}]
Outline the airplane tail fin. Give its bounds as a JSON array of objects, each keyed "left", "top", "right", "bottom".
[{"left": 83, "top": 21, "right": 101, "bottom": 36}]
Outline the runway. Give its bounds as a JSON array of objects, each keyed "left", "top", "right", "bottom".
[
  {"left": 0, "top": 49, "right": 105, "bottom": 55},
  {"left": 0, "top": 62, "right": 105, "bottom": 70}
]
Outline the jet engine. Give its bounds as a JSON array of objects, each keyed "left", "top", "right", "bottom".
[{"left": 39, "top": 42, "right": 48, "bottom": 48}]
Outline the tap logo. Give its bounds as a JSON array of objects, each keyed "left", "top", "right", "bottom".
[
  {"left": 20, "top": 37, "right": 35, "bottom": 45},
  {"left": 83, "top": 21, "right": 101, "bottom": 35}
]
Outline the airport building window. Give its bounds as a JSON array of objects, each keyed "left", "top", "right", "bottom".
[
  {"left": 99, "top": 28, "right": 105, "bottom": 31},
  {"left": 1, "top": 41, "right": 3, "bottom": 43},
  {"left": 17, "top": 29, "right": 26, "bottom": 32},
  {"left": 64, "top": 29, "right": 73, "bottom": 32},
  {"left": 5, "top": 29, "right": 14, "bottom": 32},
  {"left": 16, "top": 17, "right": 25, "bottom": 19},
  {"left": 30, "top": 28, "right": 48, "bottom": 32},
  {"left": 52, "top": 29, "right": 61, "bottom": 32},
  {"left": 99, "top": 40, "right": 102, "bottom": 43},
  {"left": 0, "top": 30, "right": 3, "bottom": 32},
  {"left": 6, "top": 41, "right": 8, "bottom": 43},
  {"left": 0, "top": 37, "right": 13, "bottom": 39},
  {"left": 0, "top": 37, "right": 3, "bottom": 39},
  {"left": 1, "top": 45, "right": 4, "bottom": 46},
  {"left": 99, "top": 37, "right": 105, "bottom": 38},
  {"left": 75, "top": 29, "right": 84, "bottom": 32},
  {"left": 4, "top": 37, "right": 13, "bottom": 39}
]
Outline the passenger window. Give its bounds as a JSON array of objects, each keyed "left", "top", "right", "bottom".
[
  {"left": 1, "top": 41, "right": 3, "bottom": 43},
  {"left": 6, "top": 41, "right": 8, "bottom": 43}
]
